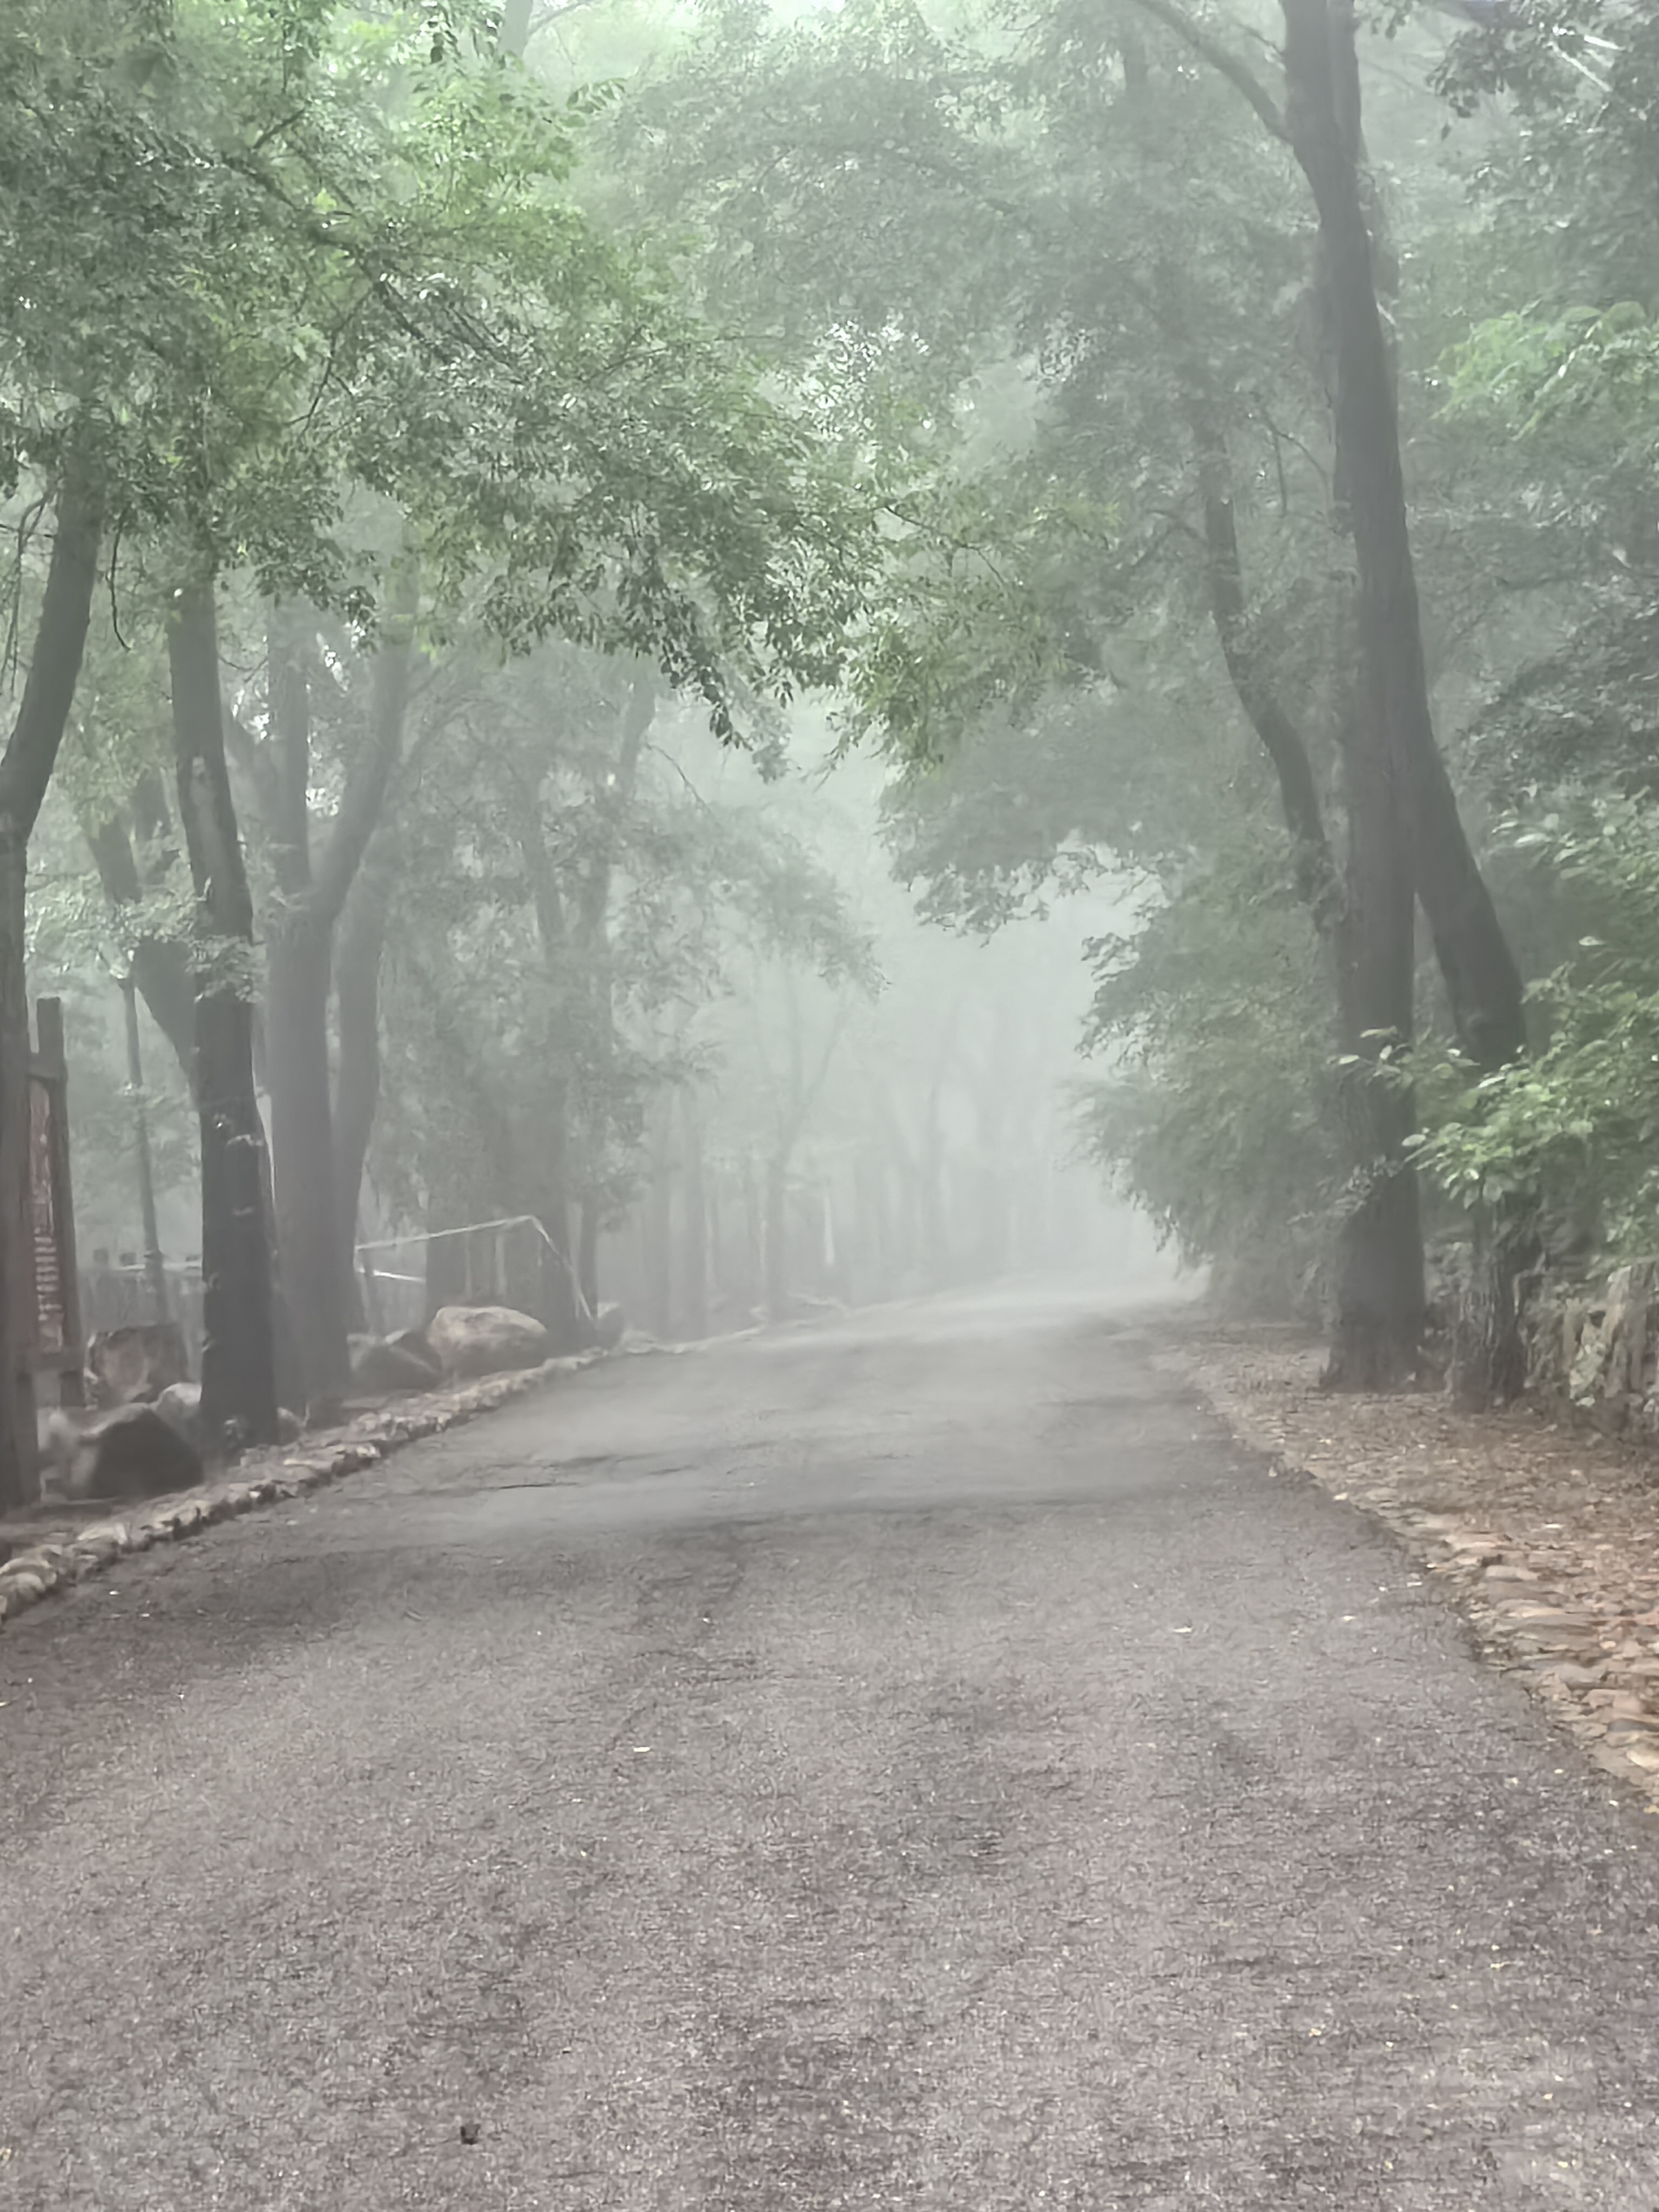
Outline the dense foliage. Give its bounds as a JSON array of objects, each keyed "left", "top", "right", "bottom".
[{"left": 8, "top": 0, "right": 1659, "bottom": 1495}]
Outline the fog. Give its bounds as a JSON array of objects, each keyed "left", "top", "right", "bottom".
[
  {"left": 38, "top": 692, "right": 1181, "bottom": 1375},
  {"left": 1, "top": 0, "right": 1624, "bottom": 1467}
]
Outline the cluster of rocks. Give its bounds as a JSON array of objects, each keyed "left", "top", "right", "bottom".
[
  {"left": 2, "top": 1349, "right": 606, "bottom": 1630},
  {"left": 1525, "top": 1259, "right": 1659, "bottom": 1435},
  {"left": 1421, "top": 1527, "right": 1659, "bottom": 1785},
  {"left": 37, "top": 1301, "right": 623, "bottom": 1512}
]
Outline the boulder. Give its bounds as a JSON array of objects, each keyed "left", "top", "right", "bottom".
[
  {"left": 390, "top": 1326, "right": 443, "bottom": 1373},
  {"left": 86, "top": 1321, "right": 189, "bottom": 1407},
  {"left": 154, "top": 1380, "right": 202, "bottom": 1445},
  {"left": 427, "top": 1304, "right": 549, "bottom": 1380},
  {"left": 349, "top": 1332, "right": 444, "bottom": 1395},
  {"left": 42, "top": 1403, "right": 204, "bottom": 1503},
  {"left": 594, "top": 1303, "right": 626, "bottom": 1353}
]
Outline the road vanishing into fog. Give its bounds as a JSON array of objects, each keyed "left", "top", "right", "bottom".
[{"left": 6, "top": 1279, "right": 1659, "bottom": 2209}]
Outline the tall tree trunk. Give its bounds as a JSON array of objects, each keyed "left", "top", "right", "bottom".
[
  {"left": 0, "top": 464, "right": 101, "bottom": 1509},
  {"left": 122, "top": 977, "right": 170, "bottom": 1323},
  {"left": 576, "top": 1199, "right": 601, "bottom": 1325},
  {"left": 705, "top": 1173, "right": 725, "bottom": 1327},
  {"left": 681, "top": 1088, "right": 709, "bottom": 1341},
  {"left": 1324, "top": 610, "right": 1424, "bottom": 1387},
  {"left": 646, "top": 1098, "right": 675, "bottom": 1340},
  {"left": 1191, "top": 294, "right": 1425, "bottom": 1382},
  {"left": 333, "top": 820, "right": 398, "bottom": 1332},
  {"left": 167, "top": 579, "right": 280, "bottom": 1451},
  {"left": 764, "top": 1150, "right": 790, "bottom": 1323},
  {"left": 83, "top": 769, "right": 198, "bottom": 1075},
  {"left": 259, "top": 598, "right": 412, "bottom": 1407},
  {"left": 500, "top": 0, "right": 534, "bottom": 56},
  {"left": 265, "top": 909, "right": 344, "bottom": 1408},
  {"left": 1281, "top": 0, "right": 1529, "bottom": 1401},
  {"left": 536, "top": 1096, "right": 583, "bottom": 1351},
  {"left": 741, "top": 1151, "right": 762, "bottom": 1313}
]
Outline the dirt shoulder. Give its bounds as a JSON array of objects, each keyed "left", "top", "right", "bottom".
[{"left": 1152, "top": 1312, "right": 1659, "bottom": 1807}]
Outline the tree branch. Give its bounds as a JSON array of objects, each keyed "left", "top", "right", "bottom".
[
  {"left": 311, "top": 601, "right": 415, "bottom": 927},
  {"left": 0, "top": 462, "right": 102, "bottom": 835},
  {"left": 1124, "top": 0, "right": 1289, "bottom": 142},
  {"left": 1192, "top": 428, "right": 1342, "bottom": 930}
]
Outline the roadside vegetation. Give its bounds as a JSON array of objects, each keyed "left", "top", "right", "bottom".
[{"left": 3, "top": 0, "right": 1654, "bottom": 1506}]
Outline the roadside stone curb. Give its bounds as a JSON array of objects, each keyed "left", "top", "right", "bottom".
[
  {"left": 0, "top": 1350, "right": 608, "bottom": 1634},
  {"left": 1152, "top": 1327, "right": 1659, "bottom": 1814}
]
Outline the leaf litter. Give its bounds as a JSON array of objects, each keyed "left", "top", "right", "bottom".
[{"left": 1152, "top": 1318, "right": 1659, "bottom": 1806}]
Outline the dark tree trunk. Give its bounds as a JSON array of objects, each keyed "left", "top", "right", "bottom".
[
  {"left": 1190, "top": 308, "right": 1425, "bottom": 1384},
  {"left": 646, "top": 1100, "right": 675, "bottom": 1340},
  {"left": 425, "top": 1226, "right": 467, "bottom": 1324},
  {"left": 1324, "top": 618, "right": 1424, "bottom": 1388},
  {"left": 265, "top": 911, "right": 346, "bottom": 1410},
  {"left": 742, "top": 1152, "right": 763, "bottom": 1313},
  {"left": 167, "top": 579, "right": 280, "bottom": 1451},
  {"left": 257, "top": 602, "right": 411, "bottom": 1410},
  {"left": 87, "top": 782, "right": 304, "bottom": 1411},
  {"left": 537, "top": 1176, "right": 583, "bottom": 1350},
  {"left": 576, "top": 1198, "right": 601, "bottom": 1324},
  {"left": 527, "top": 1062, "right": 584, "bottom": 1351},
  {"left": 122, "top": 977, "right": 170, "bottom": 1323},
  {"left": 333, "top": 821, "right": 398, "bottom": 1332},
  {"left": 705, "top": 1175, "right": 725, "bottom": 1325},
  {"left": 681, "top": 1088, "right": 709, "bottom": 1341},
  {"left": 84, "top": 768, "right": 197, "bottom": 1076},
  {"left": 0, "top": 466, "right": 100, "bottom": 1509},
  {"left": 1281, "top": 0, "right": 1529, "bottom": 1401},
  {"left": 765, "top": 1151, "right": 790, "bottom": 1323}
]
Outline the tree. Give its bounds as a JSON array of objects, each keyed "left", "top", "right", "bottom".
[
  {"left": 0, "top": 474, "right": 102, "bottom": 1507},
  {"left": 167, "top": 579, "right": 281, "bottom": 1445}
]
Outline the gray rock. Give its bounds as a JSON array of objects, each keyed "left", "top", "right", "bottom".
[
  {"left": 349, "top": 1334, "right": 446, "bottom": 1394},
  {"left": 154, "top": 1380, "right": 203, "bottom": 1445},
  {"left": 594, "top": 1303, "right": 626, "bottom": 1353},
  {"left": 86, "top": 1321, "right": 190, "bottom": 1407},
  {"left": 43, "top": 1404, "right": 204, "bottom": 1503},
  {"left": 427, "top": 1304, "right": 550, "bottom": 1380},
  {"left": 389, "top": 1326, "right": 442, "bottom": 1373}
]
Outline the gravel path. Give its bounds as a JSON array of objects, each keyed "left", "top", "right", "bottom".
[{"left": 4, "top": 1279, "right": 1659, "bottom": 2208}]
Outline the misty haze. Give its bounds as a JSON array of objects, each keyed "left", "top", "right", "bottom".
[{"left": 6, "top": 1, "right": 1659, "bottom": 2204}]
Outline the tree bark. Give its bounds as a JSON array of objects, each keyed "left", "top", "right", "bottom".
[
  {"left": 167, "top": 578, "right": 280, "bottom": 1451},
  {"left": 122, "top": 976, "right": 171, "bottom": 1323},
  {"left": 645, "top": 1097, "right": 675, "bottom": 1339},
  {"left": 1187, "top": 290, "right": 1426, "bottom": 1384},
  {"left": 259, "top": 599, "right": 413, "bottom": 1408},
  {"left": 1324, "top": 602, "right": 1425, "bottom": 1387},
  {"left": 576, "top": 1197, "right": 601, "bottom": 1324},
  {"left": 333, "top": 819, "right": 399, "bottom": 1330},
  {"left": 535, "top": 1118, "right": 583, "bottom": 1350},
  {"left": 83, "top": 770, "right": 198, "bottom": 1081},
  {"left": 0, "top": 465, "right": 101, "bottom": 1510},
  {"left": 499, "top": 0, "right": 534, "bottom": 57},
  {"left": 680, "top": 1087, "right": 709, "bottom": 1341},
  {"left": 764, "top": 1150, "right": 790, "bottom": 1323},
  {"left": 1281, "top": 0, "right": 1528, "bottom": 1400},
  {"left": 1280, "top": 0, "right": 1523, "bottom": 1065}
]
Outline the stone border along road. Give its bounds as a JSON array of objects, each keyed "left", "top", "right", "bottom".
[
  {"left": 1152, "top": 1326, "right": 1659, "bottom": 1817},
  {"left": 0, "top": 1347, "right": 636, "bottom": 1631}
]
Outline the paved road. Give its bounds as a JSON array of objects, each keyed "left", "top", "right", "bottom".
[{"left": 5, "top": 1281, "right": 1659, "bottom": 2210}]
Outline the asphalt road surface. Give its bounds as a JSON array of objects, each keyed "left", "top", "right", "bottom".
[{"left": 5, "top": 1279, "right": 1659, "bottom": 2211}]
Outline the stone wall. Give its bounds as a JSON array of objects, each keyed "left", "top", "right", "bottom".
[{"left": 1525, "top": 1260, "right": 1659, "bottom": 1434}]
